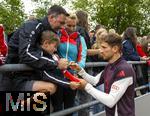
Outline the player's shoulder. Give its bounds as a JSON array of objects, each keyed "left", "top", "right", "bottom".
[{"left": 116, "top": 60, "right": 134, "bottom": 78}]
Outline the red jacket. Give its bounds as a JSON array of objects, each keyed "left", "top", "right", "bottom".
[
  {"left": 0, "top": 25, "right": 8, "bottom": 56},
  {"left": 136, "top": 44, "right": 150, "bottom": 66},
  {"left": 136, "top": 44, "right": 147, "bottom": 57}
]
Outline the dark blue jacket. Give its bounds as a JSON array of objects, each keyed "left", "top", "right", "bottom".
[
  {"left": 122, "top": 39, "right": 140, "bottom": 61},
  {"left": 5, "top": 17, "right": 70, "bottom": 88}
]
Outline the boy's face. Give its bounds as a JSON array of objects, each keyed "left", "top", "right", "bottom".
[{"left": 42, "top": 40, "right": 58, "bottom": 55}]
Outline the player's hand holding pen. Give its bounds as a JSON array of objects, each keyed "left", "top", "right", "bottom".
[{"left": 68, "top": 61, "right": 82, "bottom": 72}]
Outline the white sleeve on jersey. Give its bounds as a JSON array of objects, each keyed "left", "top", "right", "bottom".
[
  {"left": 84, "top": 77, "right": 133, "bottom": 108},
  {"left": 78, "top": 68, "right": 103, "bottom": 86}
]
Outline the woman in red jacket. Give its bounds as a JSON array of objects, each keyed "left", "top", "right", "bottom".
[
  {"left": 136, "top": 37, "right": 149, "bottom": 59},
  {"left": 136, "top": 37, "right": 150, "bottom": 93},
  {"left": 0, "top": 24, "right": 8, "bottom": 65}
]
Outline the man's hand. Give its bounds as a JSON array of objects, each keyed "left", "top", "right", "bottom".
[
  {"left": 78, "top": 79, "right": 88, "bottom": 90},
  {"left": 57, "top": 58, "right": 68, "bottom": 70},
  {"left": 70, "top": 82, "right": 80, "bottom": 90},
  {"left": 69, "top": 62, "right": 81, "bottom": 72}
]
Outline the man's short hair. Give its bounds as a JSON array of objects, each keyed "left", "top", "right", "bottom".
[
  {"left": 40, "top": 30, "right": 59, "bottom": 45},
  {"left": 48, "top": 5, "right": 69, "bottom": 16},
  {"left": 101, "top": 33, "right": 122, "bottom": 50}
]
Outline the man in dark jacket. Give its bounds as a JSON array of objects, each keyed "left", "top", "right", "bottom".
[{"left": 3, "top": 5, "right": 72, "bottom": 92}]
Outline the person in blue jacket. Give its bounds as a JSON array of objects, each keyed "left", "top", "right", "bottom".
[
  {"left": 122, "top": 27, "right": 149, "bottom": 95},
  {"left": 51, "top": 13, "right": 87, "bottom": 115},
  {"left": 122, "top": 27, "right": 140, "bottom": 61},
  {"left": 122, "top": 27, "right": 148, "bottom": 61}
]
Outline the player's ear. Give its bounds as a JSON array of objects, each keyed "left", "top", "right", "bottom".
[{"left": 113, "top": 45, "right": 119, "bottom": 53}]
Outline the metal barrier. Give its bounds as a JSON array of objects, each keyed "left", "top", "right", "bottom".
[
  {"left": 94, "top": 93, "right": 150, "bottom": 116},
  {"left": 0, "top": 64, "right": 32, "bottom": 72},
  {"left": 0, "top": 61, "right": 149, "bottom": 116},
  {"left": 0, "top": 61, "right": 147, "bottom": 72},
  {"left": 85, "top": 61, "right": 147, "bottom": 67},
  {"left": 49, "top": 61, "right": 149, "bottom": 116},
  {"left": 49, "top": 84, "right": 149, "bottom": 116}
]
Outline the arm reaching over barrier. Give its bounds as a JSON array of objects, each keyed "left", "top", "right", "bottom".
[
  {"left": 69, "top": 61, "right": 82, "bottom": 72},
  {"left": 63, "top": 70, "right": 80, "bottom": 82},
  {"left": 52, "top": 55, "right": 80, "bottom": 82},
  {"left": 70, "top": 81, "right": 80, "bottom": 90}
]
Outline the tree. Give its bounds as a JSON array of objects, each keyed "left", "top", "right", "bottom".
[
  {"left": 138, "top": 0, "right": 150, "bottom": 35},
  {"left": 0, "top": 0, "right": 25, "bottom": 34},
  {"left": 31, "top": 0, "right": 68, "bottom": 18},
  {"left": 73, "top": 0, "right": 150, "bottom": 35}
]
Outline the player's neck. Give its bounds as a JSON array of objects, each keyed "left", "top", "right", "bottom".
[{"left": 109, "top": 53, "right": 121, "bottom": 64}]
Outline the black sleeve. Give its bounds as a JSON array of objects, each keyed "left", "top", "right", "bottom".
[{"left": 18, "top": 21, "right": 58, "bottom": 71}]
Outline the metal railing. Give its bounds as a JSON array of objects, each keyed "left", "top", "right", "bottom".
[
  {"left": 0, "top": 61, "right": 149, "bottom": 116},
  {"left": 49, "top": 84, "right": 149, "bottom": 116},
  {"left": 0, "top": 61, "right": 147, "bottom": 72},
  {"left": 85, "top": 61, "right": 147, "bottom": 67},
  {"left": 50, "top": 61, "right": 149, "bottom": 116}
]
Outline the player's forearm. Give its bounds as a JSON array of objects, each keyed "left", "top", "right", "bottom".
[
  {"left": 84, "top": 77, "right": 133, "bottom": 108},
  {"left": 85, "top": 83, "right": 116, "bottom": 108},
  {"left": 78, "top": 69, "right": 103, "bottom": 86}
]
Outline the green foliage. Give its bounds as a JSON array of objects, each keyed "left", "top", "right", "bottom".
[
  {"left": 31, "top": 0, "right": 68, "bottom": 18},
  {"left": 73, "top": 0, "right": 150, "bottom": 35},
  {"left": 0, "top": 0, "right": 25, "bottom": 34},
  {"left": 1, "top": 0, "right": 148, "bottom": 35}
]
